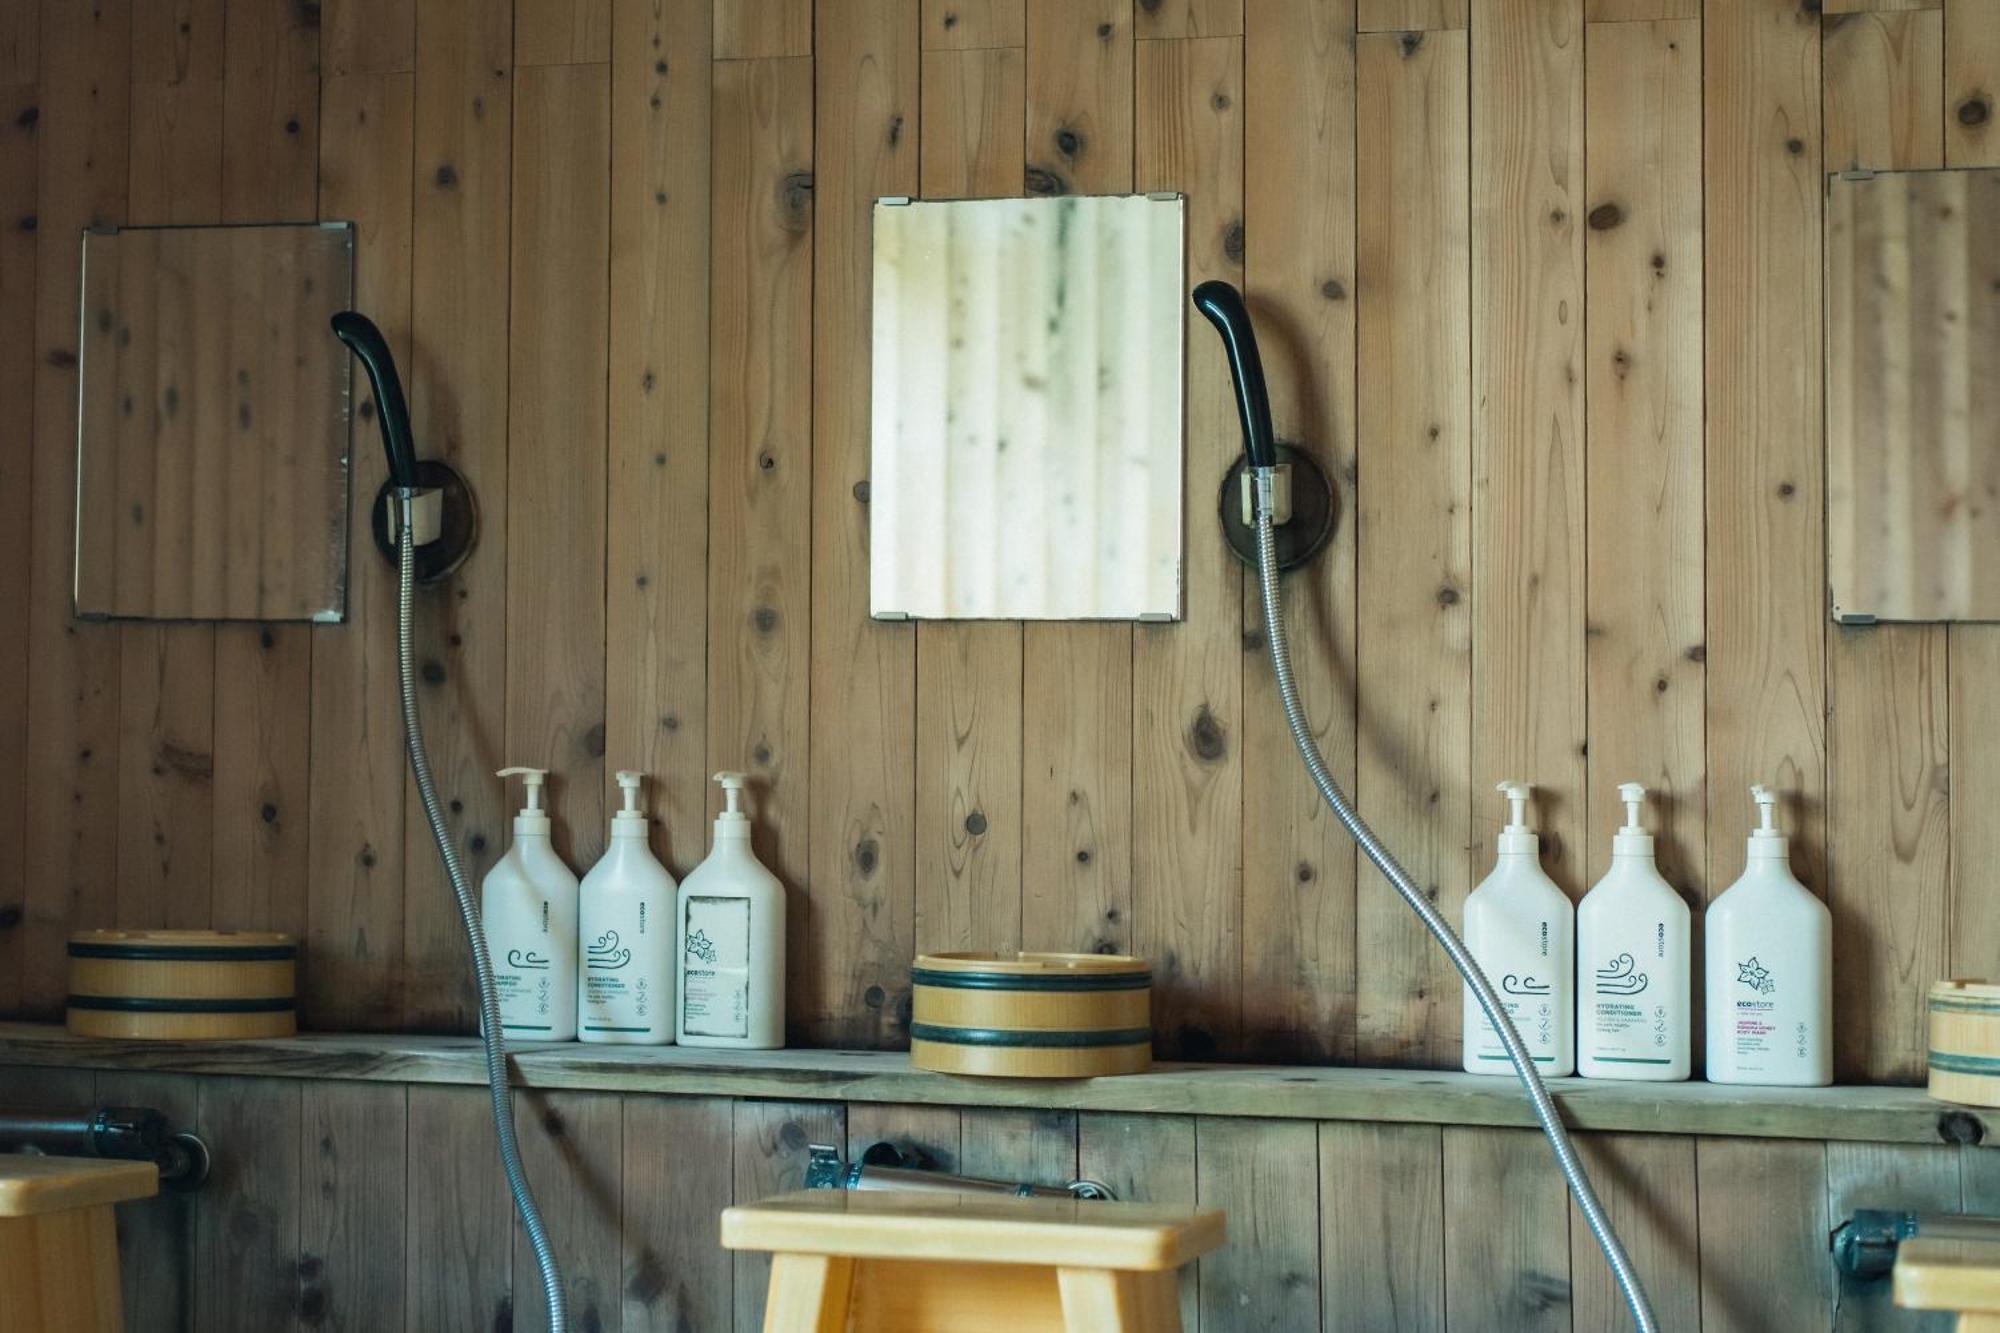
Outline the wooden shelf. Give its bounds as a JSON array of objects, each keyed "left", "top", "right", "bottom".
[{"left": 0, "top": 1021, "right": 1984, "bottom": 1147}]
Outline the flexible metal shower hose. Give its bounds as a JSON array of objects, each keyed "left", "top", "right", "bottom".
[
  {"left": 1250, "top": 471, "right": 1658, "bottom": 1333},
  {"left": 398, "top": 495, "right": 569, "bottom": 1332}
]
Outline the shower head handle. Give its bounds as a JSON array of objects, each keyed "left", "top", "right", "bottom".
[
  {"left": 1190, "top": 280, "right": 1278, "bottom": 471},
  {"left": 331, "top": 310, "right": 421, "bottom": 494}
]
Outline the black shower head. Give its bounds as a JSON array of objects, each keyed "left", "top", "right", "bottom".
[
  {"left": 331, "top": 310, "right": 421, "bottom": 493},
  {"left": 1191, "top": 280, "right": 1278, "bottom": 471}
]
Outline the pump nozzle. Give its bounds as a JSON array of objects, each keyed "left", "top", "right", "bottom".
[
  {"left": 714, "top": 772, "right": 747, "bottom": 814},
  {"left": 615, "top": 771, "right": 643, "bottom": 814},
  {"left": 498, "top": 766, "right": 548, "bottom": 812},
  {"left": 1618, "top": 783, "right": 1647, "bottom": 831},
  {"left": 1494, "top": 781, "right": 1537, "bottom": 854},
  {"left": 1751, "top": 784, "right": 1777, "bottom": 833}
]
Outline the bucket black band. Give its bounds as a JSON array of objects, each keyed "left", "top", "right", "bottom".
[
  {"left": 909, "top": 1022, "right": 1152, "bottom": 1049},
  {"left": 69, "top": 942, "right": 297, "bottom": 962},
  {"left": 909, "top": 967, "right": 1151, "bottom": 993},
  {"left": 67, "top": 995, "right": 295, "bottom": 1014}
]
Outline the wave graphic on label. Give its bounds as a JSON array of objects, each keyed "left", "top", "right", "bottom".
[
  {"left": 1594, "top": 953, "right": 1650, "bottom": 996},
  {"left": 1501, "top": 973, "right": 1551, "bottom": 996},
  {"left": 585, "top": 931, "right": 632, "bottom": 971},
  {"left": 507, "top": 949, "right": 552, "bottom": 970}
]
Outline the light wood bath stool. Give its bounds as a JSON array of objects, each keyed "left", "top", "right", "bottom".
[
  {"left": 722, "top": 1189, "right": 1224, "bottom": 1332},
  {"left": 0, "top": 1155, "right": 158, "bottom": 1332},
  {"left": 1896, "top": 1238, "right": 2000, "bottom": 1331}
]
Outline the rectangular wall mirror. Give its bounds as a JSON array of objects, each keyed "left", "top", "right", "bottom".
[
  {"left": 1826, "top": 168, "right": 2000, "bottom": 623},
  {"left": 74, "top": 222, "right": 355, "bottom": 623},
  {"left": 869, "top": 193, "right": 1185, "bottom": 621}
]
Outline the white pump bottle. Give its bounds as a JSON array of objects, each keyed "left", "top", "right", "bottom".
[
  {"left": 1577, "top": 783, "right": 1691, "bottom": 1080},
  {"left": 576, "top": 771, "right": 677, "bottom": 1044},
  {"left": 1705, "top": 785, "right": 1832, "bottom": 1085},
  {"left": 676, "top": 773, "right": 786, "bottom": 1049},
  {"left": 1462, "top": 782, "right": 1574, "bottom": 1076},
  {"left": 482, "top": 767, "right": 579, "bottom": 1041}
]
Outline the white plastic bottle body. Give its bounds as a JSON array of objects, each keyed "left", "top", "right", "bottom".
[
  {"left": 481, "top": 840, "right": 579, "bottom": 1042},
  {"left": 577, "top": 840, "right": 677, "bottom": 1045},
  {"left": 1705, "top": 875, "right": 1832, "bottom": 1085},
  {"left": 676, "top": 848, "right": 786, "bottom": 1049},
  {"left": 1461, "top": 864, "right": 1574, "bottom": 1076},
  {"left": 1577, "top": 867, "right": 1691, "bottom": 1081}
]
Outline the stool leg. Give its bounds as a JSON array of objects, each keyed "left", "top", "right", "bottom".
[
  {"left": 762, "top": 1253, "right": 855, "bottom": 1333},
  {"left": 1056, "top": 1267, "right": 1180, "bottom": 1333}
]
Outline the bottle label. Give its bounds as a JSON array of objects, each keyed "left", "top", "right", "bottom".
[
  {"left": 580, "top": 925, "right": 657, "bottom": 1033},
  {"left": 1728, "top": 955, "right": 1794, "bottom": 1066},
  {"left": 495, "top": 901, "right": 556, "bottom": 1032},
  {"left": 683, "top": 896, "right": 752, "bottom": 1039},
  {"left": 1584, "top": 947, "right": 1673, "bottom": 1065}
]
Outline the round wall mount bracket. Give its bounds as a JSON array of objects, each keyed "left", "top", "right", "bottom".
[
  {"left": 1216, "top": 443, "right": 1338, "bottom": 572},
  {"left": 369, "top": 458, "right": 479, "bottom": 585}
]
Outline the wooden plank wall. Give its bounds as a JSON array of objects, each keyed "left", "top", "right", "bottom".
[
  {"left": 4, "top": 0, "right": 1997, "bottom": 1083},
  {"left": 0, "top": 1065, "right": 1980, "bottom": 1332}
]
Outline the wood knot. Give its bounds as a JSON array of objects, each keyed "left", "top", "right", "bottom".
[
  {"left": 1187, "top": 705, "right": 1227, "bottom": 763},
  {"left": 1024, "top": 165, "right": 1065, "bottom": 196},
  {"left": 1054, "top": 126, "right": 1082, "bottom": 158},
  {"left": 1587, "top": 202, "right": 1623, "bottom": 231},
  {"left": 1222, "top": 220, "right": 1245, "bottom": 265},
  {"left": 854, "top": 839, "right": 878, "bottom": 876},
  {"left": 752, "top": 606, "right": 779, "bottom": 634},
  {"left": 1320, "top": 278, "right": 1346, "bottom": 301},
  {"left": 1961, "top": 97, "right": 1992, "bottom": 128},
  {"left": 964, "top": 809, "right": 988, "bottom": 836},
  {"left": 1399, "top": 31, "right": 1423, "bottom": 58},
  {"left": 779, "top": 171, "right": 814, "bottom": 232},
  {"left": 434, "top": 163, "right": 458, "bottom": 188},
  {"left": 1939, "top": 1110, "right": 1985, "bottom": 1145},
  {"left": 583, "top": 722, "right": 607, "bottom": 757}
]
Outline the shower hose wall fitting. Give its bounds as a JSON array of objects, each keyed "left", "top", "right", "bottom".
[{"left": 1249, "top": 467, "right": 1659, "bottom": 1333}]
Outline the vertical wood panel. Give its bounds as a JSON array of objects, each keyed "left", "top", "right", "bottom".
[
  {"left": 1020, "top": 0, "right": 1136, "bottom": 963},
  {"left": 193, "top": 1077, "right": 301, "bottom": 1333},
  {"left": 0, "top": 58, "right": 35, "bottom": 1012},
  {"left": 1196, "top": 1117, "right": 1320, "bottom": 1333},
  {"left": 515, "top": 0, "right": 611, "bottom": 66},
  {"left": 1319, "top": 1122, "right": 1443, "bottom": 1332},
  {"left": 212, "top": 0, "right": 318, "bottom": 944},
  {"left": 1568, "top": 1133, "right": 1702, "bottom": 1333},
  {"left": 1586, "top": 0, "right": 1697, "bottom": 19},
  {"left": 307, "top": 66, "right": 414, "bottom": 1025},
  {"left": 1583, "top": 18, "right": 1707, "bottom": 925},
  {"left": 1946, "top": 0, "right": 2000, "bottom": 164},
  {"left": 402, "top": 0, "right": 515, "bottom": 1030},
  {"left": 324, "top": 0, "right": 414, "bottom": 77},
  {"left": 1134, "top": 0, "right": 1242, "bottom": 40},
  {"left": 1470, "top": 0, "right": 1586, "bottom": 895},
  {"left": 1827, "top": 1143, "right": 1961, "bottom": 1331},
  {"left": 509, "top": 62, "right": 610, "bottom": 871},
  {"left": 1077, "top": 1113, "right": 1198, "bottom": 1329},
  {"left": 807, "top": 0, "right": 920, "bottom": 1047},
  {"left": 1824, "top": 3, "right": 1951, "bottom": 1087},
  {"left": 913, "top": 42, "right": 1029, "bottom": 966},
  {"left": 923, "top": 0, "right": 1024, "bottom": 49},
  {"left": 709, "top": 54, "right": 814, "bottom": 1038},
  {"left": 607, "top": 0, "right": 710, "bottom": 891},
  {"left": 1353, "top": 27, "right": 1471, "bottom": 1067},
  {"left": 300, "top": 1081, "right": 407, "bottom": 1331},
  {"left": 1443, "top": 1126, "right": 1571, "bottom": 1331},
  {"left": 1133, "top": 33, "right": 1244, "bottom": 1060},
  {"left": 406, "top": 1084, "right": 512, "bottom": 1331},
  {"left": 513, "top": 1089, "right": 622, "bottom": 1333},
  {"left": 623, "top": 1095, "right": 736, "bottom": 1333},
  {"left": 1697, "top": 1137, "right": 1833, "bottom": 1332},
  {"left": 119, "top": 0, "right": 220, "bottom": 941},
  {"left": 1356, "top": 0, "right": 1467, "bottom": 32},
  {"left": 94, "top": 1070, "right": 198, "bottom": 1333},
  {"left": 847, "top": 1101, "right": 964, "bottom": 1172},
  {"left": 732, "top": 1100, "right": 844, "bottom": 1333},
  {"left": 714, "top": 0, "right": 812, "bottom": 60},
  {"left": 1703, "top": 0, "right": 1827, "bottom": 902},
  {"left": 23, "top": 0, "right": 129, "bottom": 1017},
  {"left": 959, "top": 1107, "right": 1076, "bottom": 1185},
  {"left": 1943, "top": 0, "right": 2000, "bottom": 1031},
  {"left": 1239, "top": 0, "right": 1357, "bottom": 1065}
]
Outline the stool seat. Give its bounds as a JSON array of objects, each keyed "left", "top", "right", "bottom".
[
  {"left": 1896, "top": 1238, "right": 2000, "bottom": 1331},
  {"left": 723, "top": 1190, "right": 1225, "bottom": 1333},
  {"left": 0, "top": 1155, "right": 158, "bottom": 1333},
  {"left": 0, "top": 1156, "right": 158, "bottom": 1217}
]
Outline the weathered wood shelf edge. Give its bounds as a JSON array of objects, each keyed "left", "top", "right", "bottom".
[{"left": 0, "top": 1022, "right": 1983, "bottom": 1147}]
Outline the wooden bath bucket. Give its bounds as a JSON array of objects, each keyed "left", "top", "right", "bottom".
[
  {"left": 66, "top": 930, "right": 297, "bottom": 1040},
  {"left": 909, "top": 951, "right": 1152, "bottom": 1077},
  {"left": 1929, "top": 979, "right": 2000, "bottom": 1108}
]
